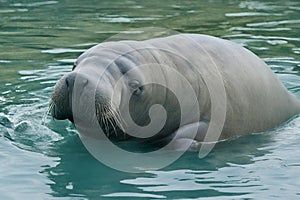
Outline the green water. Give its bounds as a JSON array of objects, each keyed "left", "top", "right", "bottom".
[{"left": 0, "top": 0, "right": 300, "bottom": 199}]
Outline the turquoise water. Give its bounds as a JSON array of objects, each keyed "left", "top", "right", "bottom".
[{"left": 0, "top": 0, "right": 300, "bottom": 199}]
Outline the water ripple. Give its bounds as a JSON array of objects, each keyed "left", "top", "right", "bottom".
[
  {"left": 247, "top": 19, "right": 300, "bottom": 27},
  {"left": 239, "top": 1, "right": 285, "bottom": 11},
  {"left": 41, "top": 48, "right": 86, "bottom": 54},
  {"left": 102, "top": 192, "right": 166, "bottom": 198},
  {"left": 229, "top": 27, "right": 291, "bottom": 32},
  {"left": 250, "top": 35, "right": 300, "bottom": 42},
  {"left": 99, "top": 16, "right": 160, "bottom": 23},
  {"left": 0, "top": 0, "right": 299, "bottom": 199},
  {"left": 11, "top": 1, "right": 58, "bottom": 7},
  {"left": 225, "top": 12, "right": 281, "bottom": 17}
]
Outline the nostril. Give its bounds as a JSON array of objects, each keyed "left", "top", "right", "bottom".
[
  {"left": 65, "top": 72, "right": 77, "bottom": 89},
  {"left": 66, "top": 78, "right": 69, "bottom": 87}
]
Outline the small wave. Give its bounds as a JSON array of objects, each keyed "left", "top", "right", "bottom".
[
  {"left": 57, "top": 59, "right": 77, "bottom": 64},
  {"left": 292, "top": 48, "right": 300, "bottom": 55},
  {"left": 289, "top": 6, "right": 300, "bottom": 11},
  {"left": 263, "top": 57, "right": 299, "bottom": 63},
  {"left": 95, "top": 30, "right": 145, "bottom": 34},
  {"left": 102, "top": 192, "right": 166, "bottom": 198},
  {"left": 239, "top": 1, "right": 284, "bottom": 11},
  {"left": 225, "top": 12, "right": 280, "bottom": 17},
  {"left": 99, "top": 16, "right": 160, "bottom": 23},
  {"left": 267, "top": 40, "right": 288, "bottom": 45},
  {"left": 247, "top": 20, "right": 300, "bottom": 27},
  {"left": 0, "top": 7, "right": 27, "bottom": 13},
  {"left": 72, "top": 43, "right": 98, "bottom": 47},
  {"left": 129, "top": 5, "right": 144, "bottom": 9},
  {"left": 250, "top": 35, "right": 300, "bottom": 42},
  {"left": 11, "top": 1, "right": 58, "bottom": 7},
  {"left": 19, "top": 65, "right": 72, "bottom": 83},
  {"left": 56, "top": 26, "right": 79, "bottom": 30},
  {"left": 229, "top": 27, "right": 291, "bottom": 32},
  {"left": 0, "top": 9, "right": 15, "bottom": 13},
  {"left": 0, "top": 60, "right": 12, "bottom": 63},
  {"left": 41, "top": 48, "right": 85, "bottom": 54}
]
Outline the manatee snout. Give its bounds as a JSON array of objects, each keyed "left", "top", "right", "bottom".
[
  {"left": 50, "top": 70, "right": 117, "bottom": 125},
  {"left": 50, "top": 71, "right": 88, "bottom": 122}
]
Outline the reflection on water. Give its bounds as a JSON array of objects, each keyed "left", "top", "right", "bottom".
[
  {"left": 42, "top": 131, "right": 272, "bottom": 199},
  {"left": 0, "top": 0, "right": 300, "bottom": 199}
]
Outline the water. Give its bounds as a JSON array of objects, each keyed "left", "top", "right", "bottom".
[{"left": 0, "top": 0, "right": 300, "bottom": 199}]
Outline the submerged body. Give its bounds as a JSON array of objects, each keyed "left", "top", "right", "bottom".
[{"left": 50, "top": 34, "right": 300, "bottom": 149}]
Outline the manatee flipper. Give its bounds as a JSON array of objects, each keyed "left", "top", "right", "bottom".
[{"left": 168, "top": 121, "right": 209, "bottom": 151}]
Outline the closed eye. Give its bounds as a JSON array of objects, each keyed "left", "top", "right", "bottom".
[
  {"left": 129, "top": 80, "right": 140, "bottom": 90},
  {"left": 129, "top": 80, "right": 143, "bottom": 95}
]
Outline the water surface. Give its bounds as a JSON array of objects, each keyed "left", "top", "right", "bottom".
[{"left": 0, "top": 0, "right": 300, "bottom": 199}]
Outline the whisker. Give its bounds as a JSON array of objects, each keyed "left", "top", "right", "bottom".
[
  {"left": 103, "top": 106, "right": 110, "bottom": 137},
  {"left": 107, "top": 114, "right": 117, "bottom": 137},
  {"left": 95, "top": 101, "right": 128, "bottom": 139},
  {"left": 111, "top": 117, "right": 119, "bottom": 137},
  {"left": 48, "top": 101, "right": 55, "bottom": 115},
  {"left": 108, "top": 101, "right": 126, "bottom": 132},
  {"left": 113, "top": 109, "right": 125, "bottom": 132}
]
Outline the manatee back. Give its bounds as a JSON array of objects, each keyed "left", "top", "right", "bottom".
[{"left": 148, "top": 34, "right": 300, "bottom": 137}]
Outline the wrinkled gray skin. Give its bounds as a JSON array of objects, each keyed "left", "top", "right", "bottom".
[{"left": 50, "top": 34, "right": 300, "bottom": 150}]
